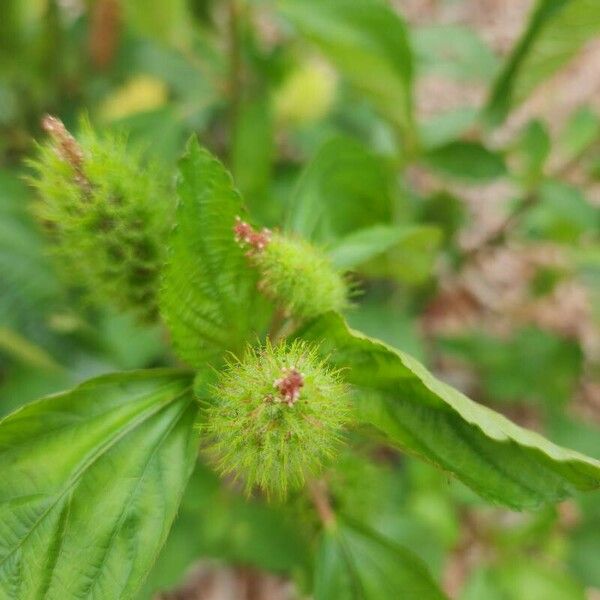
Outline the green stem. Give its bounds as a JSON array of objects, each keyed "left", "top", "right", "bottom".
[{"left": 309, "top": 479, "right": 337, "bottom": 530}]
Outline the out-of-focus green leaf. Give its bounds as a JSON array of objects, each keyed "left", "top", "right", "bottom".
[
  {"left": 486, "top": 0, "right": 600, "bottom": 125},
  {"left": 280, "top": 0, "right": 416, "bottom": 146},
  {"left": 569, "top": 488, "right": 600, "bottom": 588},
  {"left": 359, "top": 226, "right": 442, "bottom": 284},
  {"left": 0, "top": 369, "right": 198, "bottom": 599},
  {"left": 514, "top": 119, "right": 551, "bottom": 185},
  {"left": 419, "top": 191, "right": 466, "bottom": 244},
  {"left": 521, "top": 179, "right": 598, "bottom": 243},
  {"left": 159, "top": 138, "right": 271, "bottom": 369},
  {"left": 314, "top": 519, "right": 446, "bottom": 600},
  {"left": 419, "top": 107, "right": 479, "bottom": 150},
  {"left": 124, "top": 0, "right": 193, "bottom": 47},
  {"left": 0, "top": 327, "right": 62, "bottom": 372},
  {"left": 327, "top": 224, "right": 440, "bottom": 272},
  {"left": 425, "top": 141, "right": 507, "bottom": 182},
  {"left": 440, "top": 328, "right": 583, "bottom": 407},
  {"left": 411, "top": 25, "right": 498, "bottom": 82},
  {"left": 0, "top": 172, "right": 61, "bottom": 332},
  {"left": 461, "top": 562, "right": 586, "bottom": 600},
  {"left": 286, "top": 137, "right": 394, "bottom": 243},
  {"left": 559, "top": 106, "right": 600, "bottom": 162},
  {"left": 298, "top": 313, "right": 600, "bottom": 508},
  {"left": 141, "top": 461, "right": 310, "bottom": 597},
  {"left": 232, "top": 95, "right": 274, "bottom": 223}
]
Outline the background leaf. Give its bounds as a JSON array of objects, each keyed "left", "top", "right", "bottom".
[
  {"left": 286, "top": 137, "right": 394, "bottom": 244},
  {"left": 0, "top": 369, "right": 198, "bottom": 599},
  {"left": 298, "top": 313, "right": 600, "bottom": 508},
  {"left": 425, "top": 141, "right": 507, "bottom": 182},
  {"left": 327, "top": 224, "right": 441, "bottom": 277},
  {"left": 159, "top": 138, "right": 271, "bottom": 369},
  {"left": 314, "top": 519, "right": 447, "bottom": 600},
  {"left": 486, "top": 0, "right": 600, "bottom": 125},
  {"left": 280, "top": 0, "right": 416, "bottom": 145}
]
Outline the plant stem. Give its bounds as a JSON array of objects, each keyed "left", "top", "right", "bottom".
[
  {"left": 228, "top": 0, "right": 242, "bottom": 135},
  {"left": 309, "top": 479, "right": 336, "bottom": 529},
  {"left": 267, "top": 306, "right": 287, "bottom": 343}
]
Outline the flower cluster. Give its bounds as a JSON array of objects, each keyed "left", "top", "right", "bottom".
[
  {"left": 202, "top": 340, "right": 351, "bottom": 498},
  {"left": 29, "top": 116, "right": 171, "bottom": 320},
  {"left": 233, "top": 217, "right": 348, "bottom": 319}
]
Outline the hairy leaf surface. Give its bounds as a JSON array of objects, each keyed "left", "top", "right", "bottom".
[
  {"left": 0, "top": 369, "right": 197, "bottom": 599},
  {"left": 160, "top": 138, "right": 270, "bottom": 369},
  {"left": 299, "top": 313, "right": 600, "bottom": 508}
]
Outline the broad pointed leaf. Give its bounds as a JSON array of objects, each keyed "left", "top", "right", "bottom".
[
  {"left": 0, "top": 369, "right": 198, "bottom": 599},
  {"left": 314, "top": 519, "right": 447, "bottom": 600},
  {"left": 298, "top": 313, "right": 600, "bottom": 508},
  {"left": 159, "top": 138, "right": 270, "bottom": 368}
]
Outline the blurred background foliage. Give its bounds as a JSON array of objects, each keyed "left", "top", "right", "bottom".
[{"left": 0, "top": 0, "right": 599, "bottom": 598}]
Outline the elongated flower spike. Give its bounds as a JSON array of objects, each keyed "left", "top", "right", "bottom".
[
  {"left": 29, "top": 116, "right": 171, "bottom": 321},
  {"left": 233, "top": 217, "right": 348, "bottom": 319},
  {"left": 202, "top": 340, "right": 351, "bottom": 498}
]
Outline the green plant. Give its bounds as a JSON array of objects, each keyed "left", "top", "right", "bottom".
[{"left": 1, "top": 1, "right": 600, "bottom": 598}]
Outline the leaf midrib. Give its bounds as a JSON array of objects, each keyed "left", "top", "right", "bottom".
[{"left": 0, "top": 384, "right": 192, "bottom": 570}]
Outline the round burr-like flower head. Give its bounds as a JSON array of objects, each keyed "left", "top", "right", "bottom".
[{"left": 202, "top": 340, "right": 351, "bottom": 498}]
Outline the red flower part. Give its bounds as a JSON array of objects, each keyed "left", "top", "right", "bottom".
[
  {"left": 273, "top": 367, "right": 305, "bottom": 406},
  {"left": 234, "top": 216, "right": 271, "bottom": 253}
]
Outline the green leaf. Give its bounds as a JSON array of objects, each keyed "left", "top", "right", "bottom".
[
  {"left": 0, "top": 172, "right": 61, "bottom": 332},
  {"left": 279, "top": 0, "right": 416, "bottom": 146},
  {"left": 520, "top": 179, "right": 598, "bottom": 243},
  {"left": 411, "top": 25, "right": 498, "bottom": 83},
  {"left": 513, "top": 119, "right": 551, "bottom": 185},
  {"left": 286, "top": 137, "right": 394, "bottom": 244},
  {"left": 327, "top": 224, "right": 440, "bottom": 272},
  {"left": 298, "top": 313, "right": 600, "bottom": 508},
  {"left": 141, "top": 462, "right": 310, "bottom": 597},
  {"left": 419, "top": 107, "right": 479, "bottom": 150},
  {"left": 314, "top": 519, "right": 447, "bottom": 600},
  {"left": 231, "top": 94, "right": 275, "bottom": 224},
  {"left": 440, "top": 327, "right": 583, "bottom": 407},
  {"left": 357, "top": 226, "right": 442, "bottom": 284},
  {"left": 559, "top": 106, "right": 600, "bottom": 162},
  {"left": 159, "top": 138, "right": 271, "bottom": 369},
  {"left": 486, "top": 0, "right": 600, "bottom": 125},
  {"left": 425, "top": 141, "right": 507, "bottom": 182},
  {"left": 462, "top": 562, "right": 586, "bottom": 600},
  {"left": 0, "top": 369, "right": 198, "bottom": 600}
]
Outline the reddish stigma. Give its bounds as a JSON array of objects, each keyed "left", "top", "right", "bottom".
[
  {"left": 273, "top": 367, "right": 305, "bottom": 407},
  {"left": 234, "top": 217, "right": 272, "bottom": 254}
]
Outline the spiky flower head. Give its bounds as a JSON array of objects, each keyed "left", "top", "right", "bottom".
[
  {"left": 202, "top": 340, "right": 351, "bottom": 498},
  {"left": 28, "top": 116, "right": 170, "bottom": 321},
  {"left": 234, "top": 218, "right": 348, "bottom": 319}
]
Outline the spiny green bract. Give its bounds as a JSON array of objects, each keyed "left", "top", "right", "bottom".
[
  {"left": 28, "top": 118, "right": 170, "bottom": 321},
  {"left": 254, "top": 232, "right": 348, "bottom": 319},
  {"left": 202, "top": 340, "right": 351, "bottom": 498}
]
